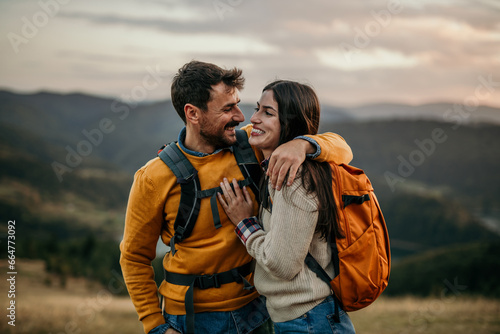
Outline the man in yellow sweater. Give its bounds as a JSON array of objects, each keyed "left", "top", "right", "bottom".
[{"left": 120, "top": 60, "right": 353, "bottom": 334}]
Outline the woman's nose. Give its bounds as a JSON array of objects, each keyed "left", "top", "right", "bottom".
[{"left": 250, "top": 111, "right": 260, "bottom": 124}]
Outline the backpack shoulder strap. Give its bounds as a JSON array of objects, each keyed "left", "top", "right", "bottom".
[
  {"left": 157, "top": 133, "right": 262, "bottom": 255},
  {"left": 158, "top": 142, "right": 196, "bottom": 181},
  {"left": 158, "top": 142, "right": 201, "bottom": 255},
  {"left": 305, "top": 252, "right": 332, "bottom": 285},
  {"left": 233, "top": 129, "right": 258, "bottom": 164},
  {"left": 305, "top": 251, "right": 342, "bottom": 322},
  {"left": 233, "top": 129, "right": 261, "bottom": 202}
]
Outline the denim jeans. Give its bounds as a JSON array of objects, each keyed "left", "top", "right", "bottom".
[
  {"left": 150, "top": 296, "right": 271, "bottom": 334},
  {"left": 273, "top": 296, "right": 355, "bottom": 334}
]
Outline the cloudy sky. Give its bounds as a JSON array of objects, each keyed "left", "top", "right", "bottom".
[{"left": 1, "top": 0, "right": 499, "bottom": 108}]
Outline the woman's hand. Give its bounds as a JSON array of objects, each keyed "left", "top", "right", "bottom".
[
  {"left": 217, "top": 178, "right": 254, "bottom": 225},
  {"left": 268, "top": 138, "right": 311, "bottom": 190}
]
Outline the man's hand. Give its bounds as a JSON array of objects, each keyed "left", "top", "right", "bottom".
[
  {"left": 268, "top": 139, "right": 314, "bottom": 190},
  {"left": 165, "top": 328, "right": 180, "bottom": 334}
]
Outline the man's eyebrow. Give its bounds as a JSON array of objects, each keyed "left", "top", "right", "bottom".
[{"left": 224, "top": 99, "right": 240, "bottom": 108}]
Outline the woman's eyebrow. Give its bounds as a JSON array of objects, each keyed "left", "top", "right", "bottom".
[
  {"left": 257, "top": 101, "right": 277, "bottom": 112},
  {"left": 263, "top": 105, "right": 277, "bottom": 111}
]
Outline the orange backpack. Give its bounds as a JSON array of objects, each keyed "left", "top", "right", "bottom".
[{"left": 305, "top": 163, "right": 391, "bottom": 312}]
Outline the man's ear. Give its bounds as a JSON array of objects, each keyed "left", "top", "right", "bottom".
[{"left": 184, "top": 104, "right": 200, "bottom": 124}]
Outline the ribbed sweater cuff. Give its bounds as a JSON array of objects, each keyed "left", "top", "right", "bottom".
[
  {"left": 235, "top": 217, "right": 261, "bottom": 244},
  {"left": 296, "top": 136, "right": 320, "bottom": 159},
  {"left": 142, "top": 312, "right": 166, "bottom": 334}
]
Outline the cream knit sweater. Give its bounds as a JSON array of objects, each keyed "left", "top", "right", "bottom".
[{"left": 239, "top": 174, "right": 334, "bottom": 322}]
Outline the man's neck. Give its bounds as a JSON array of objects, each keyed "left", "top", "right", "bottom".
[{"left": 183, "top": 127, "right": 216, "bottom": 155}]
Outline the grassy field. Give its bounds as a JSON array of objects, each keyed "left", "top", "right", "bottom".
[
  {"left": 1, "top": 259, "right": 499, "bottom": 334},
  {"left": 349, "top": 295, "right": 500, "bottom": 334}
]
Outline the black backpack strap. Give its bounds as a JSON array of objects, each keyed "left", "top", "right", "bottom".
[
  {"left": 342, "top": 194, "right": 370, "bottom": 208},
  {"left": 196, "top": 178, "right": 256, "bottom": 229},
  {"left": 305, "top": 253, "right": 332, "bottom": 285},
  {"left": 158, "top": 143, "right": 201, "bottom": 255},
  {"left": 156, "top": 136, "right": 261, "bottom": 332},
  {"left": 233, "top": 130, "right": 261, "bottom": 202},
  {"left": 158, "top": 142, "right": 196, "bottom": 181},
  {"left": 164, "top": 261, "right": 255, "bottom": 334},
  {"left": 157, "top": 133, "right": 261, "bottom": 255},
  {"left": 305, "top": 252, "right": 341, "bottom": 322},
  {"left": 158, "top": 142, "right": 257, "bottom": 253}
]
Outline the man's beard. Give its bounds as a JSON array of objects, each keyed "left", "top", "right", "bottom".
[{"left": 200, "top": 120, "right": 240, "bottom": 150}]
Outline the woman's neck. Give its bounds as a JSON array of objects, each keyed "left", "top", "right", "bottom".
[{"left": 262, "top": 149, "right": 273, "bottom": 160}]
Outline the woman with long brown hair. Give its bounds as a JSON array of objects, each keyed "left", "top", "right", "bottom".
[{"left": 218, "top": 80, "right": 356, "bottom": 333}]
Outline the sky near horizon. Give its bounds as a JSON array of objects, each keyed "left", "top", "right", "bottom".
[{"left": 1, "top": 0, "right": 499, "bottom": 108}]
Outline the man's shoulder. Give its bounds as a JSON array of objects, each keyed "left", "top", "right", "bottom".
[{"left": 136, "top": 155, "right": 177, "bottom": 183}]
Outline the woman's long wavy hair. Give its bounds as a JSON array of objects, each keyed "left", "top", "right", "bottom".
[{"left": 260, "top": 80, "right": 344, "bottom": 240}]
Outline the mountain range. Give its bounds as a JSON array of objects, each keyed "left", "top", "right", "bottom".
[
  {"left": 1, "top": 89, "right": 499, "bottom": 296},
  {"left": 2, "top": 89, "right": 499, "bottom": 174}
]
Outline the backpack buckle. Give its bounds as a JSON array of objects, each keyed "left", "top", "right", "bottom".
[{"left": 196, "top": 274, "right": 221, "bottom": 289}]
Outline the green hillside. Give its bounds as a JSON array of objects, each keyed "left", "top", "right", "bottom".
[
  {"left": 0, "top": 124, "right": 131, "bottom": 288},
  {"left": 386, "top": 241, "right": 500, "bottom": 298},
  {"left": 0, "top": 124, "right": 132, "bottom": 211},
  {"left": 382, "top": 193, "right": 498, "bottom": 258},
  {"left": 0, "top": 90, "right": 183, "bottom": 174}
]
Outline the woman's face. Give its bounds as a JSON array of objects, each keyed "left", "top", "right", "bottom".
[{"left": 249, "top": 90, "right": 281, "bottom": 158}]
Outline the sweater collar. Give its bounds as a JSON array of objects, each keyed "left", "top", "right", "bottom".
[{"left": 177, "top": 127, "right": 234, "bottom": 157}]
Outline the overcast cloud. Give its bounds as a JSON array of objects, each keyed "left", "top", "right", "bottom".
[{"left": 1, "top": 0, "right": 499, "bottom": 107}]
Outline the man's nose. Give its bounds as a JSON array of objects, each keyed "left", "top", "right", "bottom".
[{"left": 233, "top": 106, "right": 245, "bottom": 122}]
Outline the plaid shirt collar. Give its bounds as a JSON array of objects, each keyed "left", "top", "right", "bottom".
[{"left": 260, "top": 157, "right": 270, "bottom": 172}]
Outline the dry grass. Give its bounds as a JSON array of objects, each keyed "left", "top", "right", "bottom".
[
  {"left": 0, "top": 259, "right": 142, "bottom": 334},
  {"left": 1, "top": 259, "right": 499, "bottom": 334},
  {"left": 350, "top": 295, "right": 500, "bottom": 334}
]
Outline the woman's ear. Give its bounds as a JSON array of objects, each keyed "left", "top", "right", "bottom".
[{"left": 184, "top": 104, "right": 199, "bottom": 125}]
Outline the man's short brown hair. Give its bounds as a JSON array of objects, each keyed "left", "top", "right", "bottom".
[{"left": 171, "top": 60, "right": 245, "bottom": 123}]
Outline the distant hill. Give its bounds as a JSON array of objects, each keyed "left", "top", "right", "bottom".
[
  {"left": 2, "top": 89, "right": 500, "bottom": 173},
  {"left": 324, "top": 120, "right": 500, "bottom": 205},
  {"left": 386, "top": 241, "right": 500, "bottom": 298},
  {"left": 0, "top": 123, "right": 132, "bottom": 234},
  {"left": 341, "top": 102, "right": 500, "bottom": 125},
  {"left": 0, "top": 90, "right": 184, "bottom": 173}
]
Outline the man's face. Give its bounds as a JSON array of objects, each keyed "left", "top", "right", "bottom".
[{"left": 199, "top": 82, "right": 245, "bottom": 150}]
